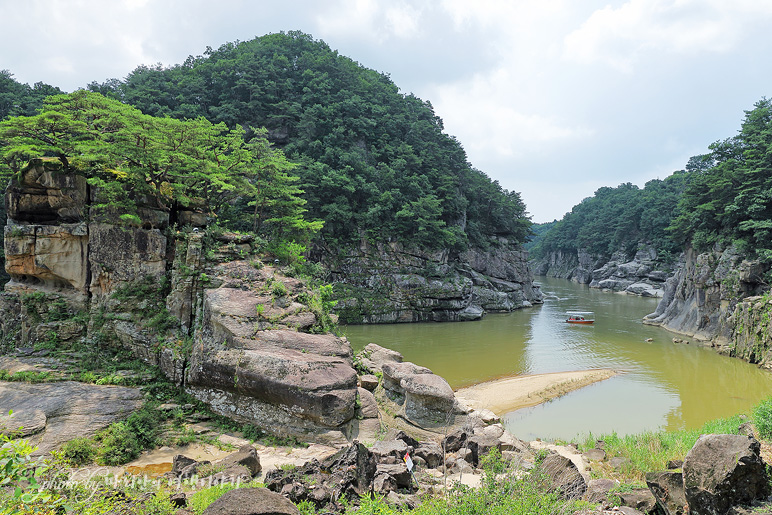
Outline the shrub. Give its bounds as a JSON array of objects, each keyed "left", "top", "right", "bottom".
[
  {"left": 271, "top": 281, "right": 288, "bottom": 297},
  {"left": 96, "top": 421, "right": 141, "bottom": 465},
  {"left": 753, "top": 397, "right": 772, "bottom": 439},
  {"left": 188, "top": 484, "right": 239, "bottom": 514},
  {"left": 60, "top": 437, "right": 98, "bottom": 466}
]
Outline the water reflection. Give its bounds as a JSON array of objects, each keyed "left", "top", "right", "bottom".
[{"left": 344, "top": 276, "right": 772, "bottom": 440}]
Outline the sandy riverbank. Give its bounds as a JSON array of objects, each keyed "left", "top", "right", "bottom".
[{"left": 454, "top": 369, "right": 620, "bottom": 416}]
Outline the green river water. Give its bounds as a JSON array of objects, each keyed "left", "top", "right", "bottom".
[{"left": 343, "top": 276, "right": 772, "bottom": 441}]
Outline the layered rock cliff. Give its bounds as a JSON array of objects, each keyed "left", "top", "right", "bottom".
[
  {"left": 644, "top": 246, "right": 769, "bottom": 347},
  {"left": 533, "top": 246, "right": 675, "bottom": 298},
  {"left": 327, "top": 239, "right": 542, "bottom": 324},
  {"left": 2, "top": 160, "right": 358, "bottom": 444}
]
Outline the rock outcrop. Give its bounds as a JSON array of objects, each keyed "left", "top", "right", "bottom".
[
  {"left": 359, "top": 344, "right": 470, "bottom": 430},
  {"left": 2, "top": 160, "right": 359, "bottom": 444},
  {"left": 683, "top": 434, "right": 770, "bottom": 514},
  {"left": 644, "top": 246, "right": 769, "bottom": 348},
  {"left": 0, "top": 380, "right": 143, "bottom": 455},
  {"left": 730, "top": 294, "right": 772, "bottom": 368},
  {"left": 327, "top": 238, "right": 542, "bottom": 324},
  {"left": 534, "top": 246, "right": 674, "bottom": 298}
]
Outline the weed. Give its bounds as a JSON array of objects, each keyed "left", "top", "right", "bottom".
[
  {"left": 753, "top": 397, "right": 772, "bottom": 439},
  {"left": 60, "top": 437, "right": 98, "bottom": 466}
]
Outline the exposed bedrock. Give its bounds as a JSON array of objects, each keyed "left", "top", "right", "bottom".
[
  {"left": 2, "top": 161, "right": 359, "bottom": 444},
  {"left": 534, "top": 246, "right": 674, "bottom": 298},
  {"left": 184, "top": 260, "right": 359, "bottom": 444},
  {"left": 327, "top": 238, "right": 542, "bottom": 324},
  {"left": 644, "top": 246, "right": 769, "bottom": 348}
]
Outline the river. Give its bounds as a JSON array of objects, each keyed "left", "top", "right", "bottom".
[{"left": 343, "top": 276, "right": 772, "bottom": 441}]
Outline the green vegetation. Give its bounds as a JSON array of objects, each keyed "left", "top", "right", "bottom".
[
  {"left": 86, "top": 31, "right": 530, "bottom": 251},
  {"left": 532, "top": 98, "right": 772, "bottom": 279},
  {"left": 0, "top": 369, "right": 53, "bottom": 382},
  {"left": 530, "top": 173, "right": 689, "bottom": 262},
  {"left": 580, "top": 414, "right": 745, "bottom": 484},
  {"left": 669, "top": 98, "right": 772, "bottom": 267},
  {"left": 753, "top": 396, "right": 772, "bottom": 439},
  {"left": 0, "top": 89, "right": 321, "bottom": 248},
  {"left": 0, "top": 70, "right": 62, "bottom": 121}
]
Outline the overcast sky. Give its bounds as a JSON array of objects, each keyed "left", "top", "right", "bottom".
[{"left": 2, "top": 0, "right": 771, "bottom": 223}]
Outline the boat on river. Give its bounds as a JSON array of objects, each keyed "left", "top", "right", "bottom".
[{"left": 565, "top": 311, "right": 594, "bottom": 324}]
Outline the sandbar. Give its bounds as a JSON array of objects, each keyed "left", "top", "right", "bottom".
[{"left": 454, "top": 369, "right": 620, "bottom": 416}]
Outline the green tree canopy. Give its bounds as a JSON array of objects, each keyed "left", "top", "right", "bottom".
[
  {"left": 0, "top": 90, "right": 319, "bottom": 243},
  {"left": 88, "top": 31, "right": 530, "bottom": 251},
  {"left": 669, "top": 98, "right": 772, "bottom": 262}
]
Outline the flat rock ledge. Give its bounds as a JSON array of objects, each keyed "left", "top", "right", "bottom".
[{"left": 0, "top": 380, "right": 143, "bottom": 454}]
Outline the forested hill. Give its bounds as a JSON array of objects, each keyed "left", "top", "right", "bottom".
[
  {"left": 86, "top": 31, "right": 530, "bottom": 252},
  {"left": 0, "top": 70, "right": 62, "bottom": 120},
  {"left": 529, "top": 173, "right": 689, "bottom": 262},
  {"left": 531, "top": 97, "right": 772, "bottom": 284}
]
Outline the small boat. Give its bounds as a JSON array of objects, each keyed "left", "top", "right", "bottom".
[{"left": 565, "top": 311, "right": 595, "bottom": 324}]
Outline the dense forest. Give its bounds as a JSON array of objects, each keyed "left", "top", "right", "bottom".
[
  {"left": 531, "top": 98, "right": 772, "bottom": 275},
  {"left": 0, "top": 32, "right": 530, "bottom": 263},
  {"left": 84, "top": 31, "right": 530, "bottom": 252}
]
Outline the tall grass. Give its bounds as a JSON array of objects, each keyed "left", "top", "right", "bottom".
[{"left": 579, "top": 414, "right": 745, "bottom": 483}]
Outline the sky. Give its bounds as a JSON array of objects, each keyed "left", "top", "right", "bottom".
[{"left": 2, "top": 0, "right": 772, "bottom": 223}]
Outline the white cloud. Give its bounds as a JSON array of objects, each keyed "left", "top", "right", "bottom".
[
  {"left": 431, "top": 67, "right": 594, "bottom": 161},
  {"left": 563, "top": 0, "right": 772, "bottom": 72},
  {"left": 385, "top": 3, "right": 422, "bottom": 38},
  {"left": 314, "top": 0, "right": 425, "bottom": 42}
]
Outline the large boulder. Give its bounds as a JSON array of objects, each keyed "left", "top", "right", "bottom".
[
  {"left": 401, "top": 373, "right": 456, "bottom": 427},
  {"left": 187, "top": 346, "right": 357, "bottom": 430},
  {"left": 537, "top": 452, "right": 587, "bottom": 500},
  {"left": 216, "top": 445, "right": 262, "bottom": 477},
  {"left": 320, "top": 442, "right": 377, "bottom": 497},
  {"left": 683, "top": 434, "right": 770, "bottom": 514},
  {"left": 360, "top": 343, "right": 403, "bottom": 373},
  {"left": 381, "top": 361, "right": 432, "bottom": 397},
  {"left": 645, "top": 471, "right": 686, "bottom": 515},
  {"left": 202, "top": 487, "right": 300, "bottom": 515},
  {"left": 370, "top": 439, "right": 409, "bottom": 461}
]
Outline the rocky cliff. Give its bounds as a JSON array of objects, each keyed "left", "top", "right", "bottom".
[
  {"left": 327, "top": 239, "right": 542, "bottom": 324},
  {"left": 1, "top": 160, "right": 358, "bottom": 444},
  {"left": 534, "top": 246, "right": 674, "bottom": 298},
  {"left": 644, "top": 246, "right": 769, "bottom": 347}
]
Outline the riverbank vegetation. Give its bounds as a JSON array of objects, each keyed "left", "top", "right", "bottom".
[{"left": 531, "top": 98, "right": 772, "bottom": 278}]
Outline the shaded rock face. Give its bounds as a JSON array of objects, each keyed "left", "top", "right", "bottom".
[
  {"left": 645, "top": 471, "right": 686, "bottom": 515},
  {"left": 537, "top": 452, "right": 587, "bottom": 500},
  {"left": 645, "top": 246, "right": 769, "bottom": 348},
  {"left": 327, "top": 239, "right": 542, "bottom": 324},
  {"left": 727, "top": 295, "right": 772, "bottom": 368},
  {"left": 683, "top": 434, "right": 770, "bottom": 514},
  {"left": 535, "top": 247, "right": 673, "bottom": 298},
  {"left": 3, "top": 162, "right": 359, "bottom": 444},
  {"left": 0, "top": 381, "right": 143, "bottom": 455}
]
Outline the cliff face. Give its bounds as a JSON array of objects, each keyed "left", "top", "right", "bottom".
[
  {"left": 644, "top": 246, "right": 769, "bottom": 346},
  {"left": 730, "top": 295, "right": 772, "bottom": 368},
  {"left": 2, "top": 161, "right": 357, "bottom": 444},
  {"left": 534, "top": 246, "right": 674, "bottom": 298},
  {"left": 327, "top": 238, "right": 542, "bottom": 324}
]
